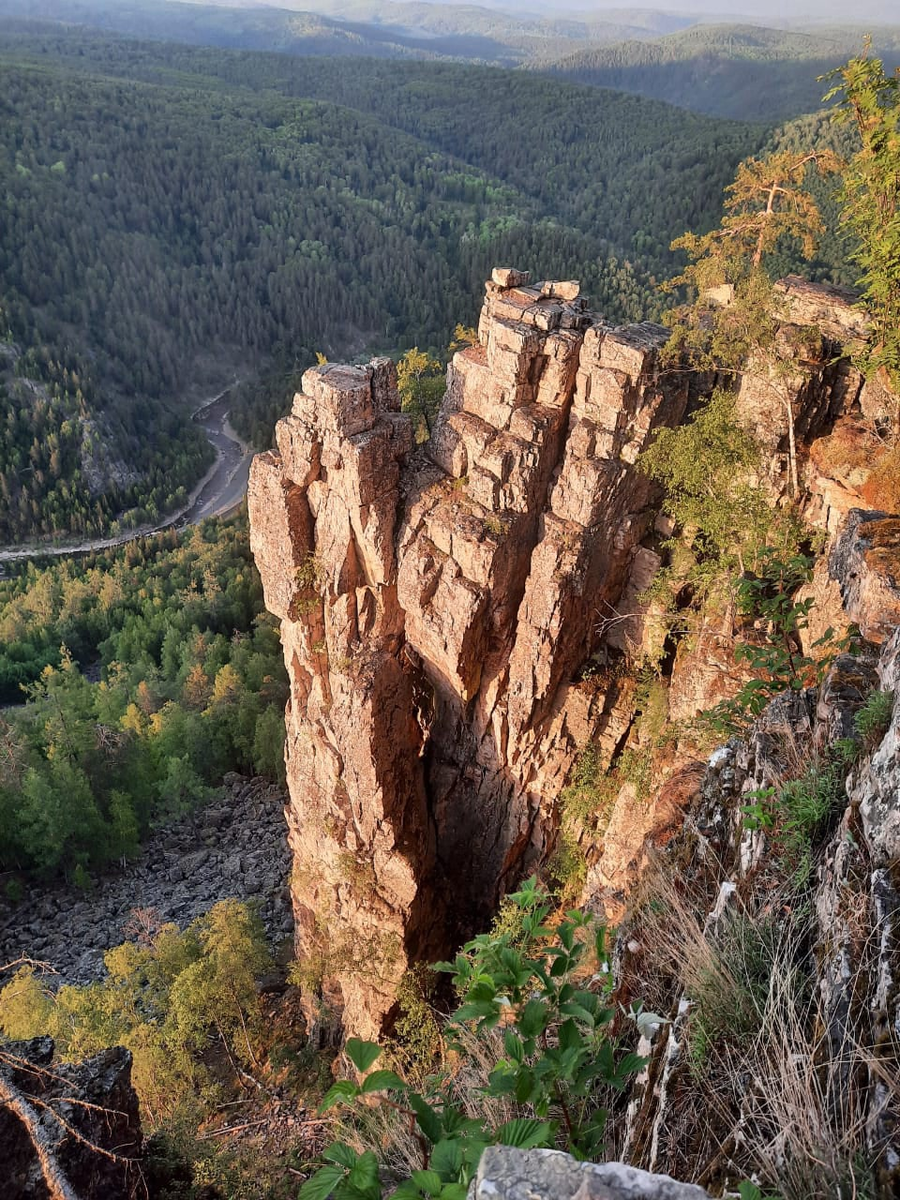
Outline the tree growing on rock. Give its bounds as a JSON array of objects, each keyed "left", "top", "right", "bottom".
[
  {"left": 824, "top": 43, "right": 900, "bottom": 398},
  {"left": 665, "top": 148, "right": 841, "bottom": 497},
  {"left": 397, "top": 348, "right": 444, "bottom": 441}
]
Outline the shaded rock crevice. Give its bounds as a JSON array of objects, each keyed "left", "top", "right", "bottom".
[{"left": 250, "top": 272, "right": 696, "bottom": 1033}]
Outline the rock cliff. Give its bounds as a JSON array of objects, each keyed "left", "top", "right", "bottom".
[
  {"left": 248, "top": 269, "right": 884, "bottom": 1038},
  {"left": 250, "top": 271, "right": 703, "bottom": 1034},
  {"left": 0, "top": 1037, "right": 142, "bottom": 1199}
]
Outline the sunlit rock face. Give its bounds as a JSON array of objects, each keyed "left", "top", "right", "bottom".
[
  {"left": 248, "top": 270, "right": 885, "bottom": 1037},
  {"left": 248, "top": 273, "right": 699, "bottom": 1034}
]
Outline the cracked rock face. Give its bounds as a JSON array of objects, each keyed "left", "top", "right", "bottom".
[
  {"left": 0, "top": 1038, "right": 142, "bottom": 1200},
  {"left": 474, "top": 1146, "right": 712, "bottom": 1200},
  {"left": 248, "top": 270, "right": 892, "bottom": 1037},
  {"left": 249, "top": 275, "right": 695, "bottom": 1034}
]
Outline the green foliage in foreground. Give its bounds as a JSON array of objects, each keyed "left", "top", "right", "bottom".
[
  {"left": 0, "top": 517, "right": 287, "bottom": 878},
  {"left": 0, "top": 899, "right": 272, "bottom": 1129},
  {"left": 302, "top": 879, "right": 644, "bottom": 1200}
]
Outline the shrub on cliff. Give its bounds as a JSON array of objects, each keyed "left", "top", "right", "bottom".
[
  {"left": 638, "top": 389, "right": 806, "bottom": 624},
  {"left": 298, "top": 879, "right": 644, "bottom": 1200},
  {"left": 0, "top": 899, "right": 273, "bottom": 1129},
  {"left": 825, "top": 45, "right": 900, "bottom": 397}
]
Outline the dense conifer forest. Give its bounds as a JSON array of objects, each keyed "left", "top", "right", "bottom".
[
  {"left": 542, "top": 23, "right": 900, "bottom": 121},
  {"left": 0, "top": 25, "right": 766, "bottom": 541}
]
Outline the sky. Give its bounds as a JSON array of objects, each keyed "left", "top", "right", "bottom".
[{"left": 465, "top": 0, "right": 899, "bottom": 18}]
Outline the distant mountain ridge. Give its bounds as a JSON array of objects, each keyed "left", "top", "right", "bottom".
[
  {"left": 0, "top": 0, "right": 703, "bottom": 65},
  {"left": 540, "top": 22, "right": 900, "bottom": 120}
]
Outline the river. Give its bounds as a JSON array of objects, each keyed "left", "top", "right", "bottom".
[{"left": 0, "top": 383, "right": 254, "bottom": 566}]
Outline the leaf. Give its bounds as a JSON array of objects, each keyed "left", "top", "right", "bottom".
[
  {"left": 430, "top": 1139, "right": 464, "bottom": 1181},
  {"left": 494, "top": 1118, "right": 555, "bottom": 1149},
  {"left": 409, "top": 1093, "right": 443, "bottom": 1143},
  {"left": 503, "top": 1029, "right": 525, "bottom": 1064},
  {"left": 361, "top": 1069, "right": 405, "bottom": 1094},
  {"left": 345, "top": 1038, "right": 381, "bottom": 1073},
  {"left": 517, "top": 997, "right": 548, "bottom": 1038},
  {"left": 392, "top": 1183, "right": 425, "bottom": 1200},
  {"left": 455, "top": 1001, "right": 497, "bottom": 1023},
  {"left": 324, "top": 1143, "right": 360, "bottom": 1168},
  {"left": 411, "top": 1171, "right": 443, "bottom": 1197},
  {"left": 438, "top": 1184, "right": 468, "bottom": 1200},
  {"left": 737, "top": 1185, "right": 763, "bottom": 1200},
  {"left": 634, "top": 1009, "right": 671, "bottom": 1037},
  {"left": 558, "top": 1017, "right": 582, "bottom": 1051},
  {"left": 320, "top": 1080, "right": 361, "bottom": 1111},
  {"left": 348, "top": 1150, "right": 380, "bottom": 1194},
  {"left": 615, "top": 1051, "right": 649, "bottom": 1079},
  {"left": 299, "top": 1166, "right": 345, "bottom": 1200}
]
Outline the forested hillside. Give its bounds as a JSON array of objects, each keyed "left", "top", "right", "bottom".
[
  {"left": 0, "top": 517, "right": 287, "bottom": 879},
  {"left": 0, "top": 0, "right": 695, "bottom": 67},
  {"left": 543, "top": 24, "right": 900, "bottom": 121},
  {"left": 0, "top": 26, "right": 766, "bottom": 542}
]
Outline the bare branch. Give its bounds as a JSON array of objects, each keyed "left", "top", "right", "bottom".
[{"left": 0, "top": 1072, "right": 81, "bottom": 1200}]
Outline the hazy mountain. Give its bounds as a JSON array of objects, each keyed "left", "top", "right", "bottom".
[
  {"left": 0, "top": 0, "right": 701, "bottom": 65},
  {"left": 540, "top": 23, "right": 900, "bottom": 120}
]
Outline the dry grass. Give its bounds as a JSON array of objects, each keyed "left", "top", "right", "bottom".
[
  {"left": 861, "top": 445, "right": 900, "bottom": 513},
  {"left": 620, "top": 823, "right": 899, "bottom": 1199},
  {"left": 722, "top": 920, "right": 897, "bottom": 1200}
]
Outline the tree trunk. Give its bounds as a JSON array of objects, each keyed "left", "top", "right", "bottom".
[{"left": 0, "top": 1072, "right": 81, "bottom": 1200}]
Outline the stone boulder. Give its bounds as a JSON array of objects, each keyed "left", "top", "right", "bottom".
[
  {"left": 0, "top": 1038, "right": 142, "bottom": 1199},
  {"left": 472, "top": 1146, "right": 712, "bottom": 1200}
]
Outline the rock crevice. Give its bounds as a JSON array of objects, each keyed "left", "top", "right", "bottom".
[{"left": 250, "top": 274, "right": 695, "bottom": 1033}]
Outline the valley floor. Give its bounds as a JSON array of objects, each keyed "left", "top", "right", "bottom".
[{"left": 0, "top": 774, "right": 293, "bottom": 984}]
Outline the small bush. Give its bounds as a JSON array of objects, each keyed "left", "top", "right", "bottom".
[{"left": 296, "top": 552, "right": 326, "bottom": 592}]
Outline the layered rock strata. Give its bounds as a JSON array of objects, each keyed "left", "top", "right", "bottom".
[{"left": 249, "top": 274, "right": 699, "bottom": 1034}]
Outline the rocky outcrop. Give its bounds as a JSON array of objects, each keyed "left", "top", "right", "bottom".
[
  {"left": 474, "top": 1146, "right": 712, "bottom": 1200},
  {"left": 0, "top": 1037, "right": 142, "bottom": 1199},
  {"left": 830, "top": 511, "right": 900, "bottom": 642},
  {"left": 249, "top": 270, "right": 890, "bottom": 1037},
  {"left": 250, "top": 273, "right": 703, "bottom": 1034},
  {"left": 615, "top": 572, "right": 900, "bottom": 1191}
]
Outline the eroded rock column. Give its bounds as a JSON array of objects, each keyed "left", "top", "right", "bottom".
[{"left": 250, "top": 272, "right": 697, "bottom": 1033}]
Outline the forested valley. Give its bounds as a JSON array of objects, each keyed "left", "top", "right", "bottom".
[
  {"left": 0, "top": 516, "right": 287, "bottom": 880},
  {"left": 0, "top": 23, "right": 767, "bottom": 541},
  {"left": 542, "top": 23, "right": 900, "bottom": 121}
]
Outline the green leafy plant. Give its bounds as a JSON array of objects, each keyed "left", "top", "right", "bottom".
[
  {"left": 741, "top": 786, "right": 777, "bottom": 831},
  {"left": 738, "top": 1181, "right": 785, "bottom": 1200},
  {"left": 854, "top": 687, "right": 894, "bottom": 747},
  {"left": 705, "top": 548, "right": 836, "bottom": 733},
  {"left": 299, "top": 880, "right": 644, "bottom": 1200}
]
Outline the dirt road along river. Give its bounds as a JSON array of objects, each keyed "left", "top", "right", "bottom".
[{"left": 0, "top": 384, "right": 254, "bottom": 566}]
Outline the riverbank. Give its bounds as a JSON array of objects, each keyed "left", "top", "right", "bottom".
[{"left": 0, "top": 381, "right": 254, "bottom": 565}]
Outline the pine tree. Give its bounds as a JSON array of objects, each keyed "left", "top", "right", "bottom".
[{"left": 824, "top": 44, "right": 900, "bottom": 394}]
